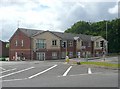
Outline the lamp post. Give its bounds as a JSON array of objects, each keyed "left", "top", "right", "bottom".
[
  {"left": 74, "top": 37, "right": 79, "bottom": 58},
  {"left": 66, "top": 41, "right": 67, "bottom": 57},
  {"left": 106, "top": 21, "right": 108, "bottom": 55}
]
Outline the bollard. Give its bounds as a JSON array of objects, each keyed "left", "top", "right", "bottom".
[{"left": 65, "top": 56, "right": 69, "bottom": 64}]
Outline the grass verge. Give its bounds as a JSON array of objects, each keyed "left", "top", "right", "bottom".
[{"left": 79, "top": 62, "right": 120, "bottom": 69}]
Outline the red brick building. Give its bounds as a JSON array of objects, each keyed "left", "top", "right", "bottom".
[
  {"left": 9, "top": 28, "right": 107, "bottom": 61},
  {"left": 9, "top": 28, "right": 42, "bottom": 60}
]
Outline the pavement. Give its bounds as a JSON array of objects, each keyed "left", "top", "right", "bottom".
[{"left": 0, "top": 59, "right": 118, "bottom": 87}]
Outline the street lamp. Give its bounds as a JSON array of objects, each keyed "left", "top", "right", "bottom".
[
  {"left": 74, "top": 37, "right": 79, "bottom": 58},
  {"left": 106, "top": 21, "right": 108, "bottom": 55}
]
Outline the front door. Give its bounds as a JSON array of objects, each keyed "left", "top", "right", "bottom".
[{"left": 36, "top": 52, "right": 45, "bottom": 61}]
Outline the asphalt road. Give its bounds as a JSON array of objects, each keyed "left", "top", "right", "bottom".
[{"left": 0, "top": 60, "right": 118, "bottom": 87}]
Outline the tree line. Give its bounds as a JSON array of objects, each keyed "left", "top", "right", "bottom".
[{"left": 65, "top": 18, "right": 120, "bottom": 53}]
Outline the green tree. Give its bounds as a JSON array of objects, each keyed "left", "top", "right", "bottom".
[{"left": 65, "top": 18, "right": 120, "bottom": 53}]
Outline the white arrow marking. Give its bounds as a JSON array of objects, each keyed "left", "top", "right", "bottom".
[{"left": 63, "top": 66, "right": 72, "bottom": 76}]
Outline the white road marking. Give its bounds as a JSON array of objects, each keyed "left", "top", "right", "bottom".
[
  {"left": 88, "top": 68, "right": 92, "bottom": 74},
  {"left": 0, "top": 68, "right": 16, "bottom": 73},
  {"left": 63, "top": 66, "right": 72, "bottom": 76},
  {"left": 70, "top": 73, "right": 90, "bottom": 76},
  {"left": 2, "top": 78, "right": 28, "bottom": 82},
  {"left": 0, "top": 67, "right": 34, "bottom": 78},
  {"left": 70, "top": 72, "right": 105, "bottom": 77},
  {"left": 29, "top": 64, "right": 57, "bottom": 79},
  {"left": 58, "top": 72, "right": 103, "bottom": 77},
  {"left": 0, "top": 67, "right": 6, "bottom": 70}
]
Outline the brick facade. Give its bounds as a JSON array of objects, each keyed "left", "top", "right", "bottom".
[
  {"left": 9, "top": 30, "right": 31, "bottom": 60},
  {"left": 9, "top": 28, "right": 106, "bottom": 61}
]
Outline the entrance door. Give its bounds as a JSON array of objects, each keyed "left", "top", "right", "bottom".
[
  {"left": 15, "top": 52, "right": 18, "bottom": 61},
  {"left": 36, "top": 52, "right": 45, "bottom": 61}
]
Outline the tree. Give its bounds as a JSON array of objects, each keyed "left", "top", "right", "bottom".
[{"left": 65, "top": 18, "right": 120, "bottom": 53}]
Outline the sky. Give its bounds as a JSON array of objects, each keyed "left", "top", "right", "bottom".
[{"left": 0, "top": 0, "right": 119, "bottom": 41}]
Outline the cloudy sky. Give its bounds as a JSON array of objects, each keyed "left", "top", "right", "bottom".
[{"left": 0, "top": 0, "right": 119, "bottom": 41}]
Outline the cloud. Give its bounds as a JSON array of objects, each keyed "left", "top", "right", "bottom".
[
  {"left": 0, "top": 0, "right": 118, "bottom": 41},
  {"left": 108, "top": 3, "right": 118, "bottom": 14}
]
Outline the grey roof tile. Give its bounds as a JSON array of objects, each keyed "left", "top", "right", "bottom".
[
  {"left": 18, "top": 28, "right": 93, "bottom": 41},
  {"left": 18, "top": 28, "right": 43, "bottom": 37},
  {"left": 52, "top": 31, "right": 93, "bottom": 41}
]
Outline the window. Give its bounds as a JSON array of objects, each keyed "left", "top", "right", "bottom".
[
  {"left": 36, "top": 39, "right": 46, "bottom": 49},
  {"left": 81, "top": 41, "right": 84, "bottom": 46},
  {"left": 69, "top": 41, "right": 73, "bottom": 47},
  {"left": 96, "top": 42, "right": 99, "bottom": 47},
  {"left": 15, "top": 40, "right": 18, "bottom": 46},
  {"left": 52, "top": 52, "right": 57, "bottom": 59},
  {"left": 21, "top": 40, "right": 24, "bottom": 47},
  {"left": 52, "top": 40, "right": 57, "bottom": 46}
]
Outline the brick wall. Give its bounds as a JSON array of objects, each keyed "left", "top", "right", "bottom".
[{"left": 9, "top": 30, "right": 31, "bottom": 60}]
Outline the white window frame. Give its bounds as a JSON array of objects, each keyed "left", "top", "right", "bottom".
[
  {"left": 52, "top": 52, "right": 57, "bottom": 59},
  {"left": 21, "top": 40, "right": 24, "bottom": 47},
  {"left": 36, "top": 39, "right": 46, "bottom": 49},
  {"left": 69, "top": 41, "right": 73, "bottom": 47},
  {"left": 15, "top": 40, "right": 18, "bottom": 46},
  {"left": 52, "top": 40, "right": 57, "bottom": 46},
  {"left": 96, "top": 42, "right": 99, "bottom": 47}
]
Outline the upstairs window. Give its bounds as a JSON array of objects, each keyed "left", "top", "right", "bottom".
[
  {"left": 36, "top": 39, "right": 46, "bottom": 49},
  {"left": 96, "top": 42, "right": 99, "bottom": 47},
  {"left": 81, "top": 41, "right": 84, "bottom": 46},
  {"left": 21, "top": 40, "right": 24, "bottom": 47},
  {"left": 15, "top": 40, "right": 18, "bottom": 46},
  {"left": 52, "top": 40, "right": 57, "bottom": 46},
  {"left": 69, "top": 41, "right": 73, "bottom": 47}
]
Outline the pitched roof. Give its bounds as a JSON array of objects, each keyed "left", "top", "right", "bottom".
[
  {"left": 17, "top": 28, "right": 93, "bottom": 41},
  {"left": 52, "top": 31, "right": 93, "bottom": 41},
  {"left": 18, "top": 28, "right": 43, "bottom": 37}
]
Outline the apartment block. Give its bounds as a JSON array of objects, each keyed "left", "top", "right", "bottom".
[{"left": 9, "top": 28, "right": 107, "bottom": 61}]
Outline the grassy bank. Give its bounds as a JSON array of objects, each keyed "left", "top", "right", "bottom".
[{"left": 80, "top": 62, "right": 120, "bottom": 69}]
